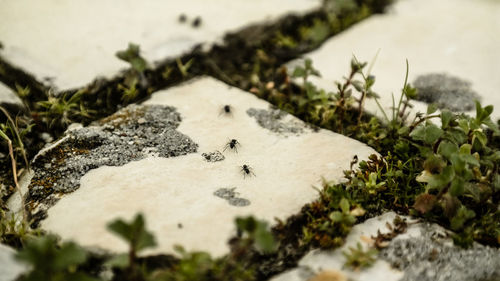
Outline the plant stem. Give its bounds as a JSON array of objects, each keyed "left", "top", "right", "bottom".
[{"left": 396, "top": 59, "right": 409, "bottom": 122}]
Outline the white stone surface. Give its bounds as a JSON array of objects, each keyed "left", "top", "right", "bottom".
[
  {"left": 0, "top": 83, "right": 22, "bottom": 106},
  {"left": 0, "top": 243, "right": 29, "bottom": 281},
  {"left": 0, "top": 0, "right": 321, "bottom": 91},
  {"left": 286, "top": 212, "right": 404, "bottom": 281},
  {"left": 289, "top": 0, "right": 500, "bottom": 120},
  {"left": 271, "top": 211, "right": 500, "bottom": 281},
  {"left": 40, "top": 77, "right": 376, "bottom": 257}
]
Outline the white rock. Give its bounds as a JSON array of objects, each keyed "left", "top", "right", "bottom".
[
  {"left": 295, "top": 212, "right": 404, "bottom": 281},
  {"left": 0, "top": 83, "right": 22, "bottom": 107},
  {"left": 0, "top": 0, "right": 321, "bottom": 91},
  {"left": 40, "top": 77, "right": 376, "bottom": 257},
  {"left": 289, "top": 0, "right": 500, "bottom": 120},
  {"left": 0, "top": 244, "right": 29, "bottom": 281}
]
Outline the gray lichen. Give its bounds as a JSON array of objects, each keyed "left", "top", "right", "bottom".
[
  {"left": 213, "top": 187, "right": 250, "bottom": 207},
  {"left": 380, "top": 223, "right": 500, "bottom": 281},
  {"left": 412, "top": 73, "right": 481, "bottom": 111},
  {"left": 201, "top": 151, "right": 225, "bottom": 162},
  {"left": 247, "top": 107, "right": 307, "bottom": 135},
  {"left": 27, "top": 104, "right": 198, "bottom": 226}
]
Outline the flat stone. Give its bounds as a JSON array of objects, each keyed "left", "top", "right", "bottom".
[
  {"left": 0, "top": 243, "right": 29, "bottom": 281},
  {"left": 0, "top": 0, "right": 321, "bottom": 91},
  {"left": 0, "top": 82, "right": 22, "bottom": 109},
  {"left": 17, "top": 77, "right": 376, "bottom": 257},
  {"left": 288, "top": 0, "right": 500, "bottom": 120},
  {"left": 270, "top": 212, "right": 500, "bottom": 281}
]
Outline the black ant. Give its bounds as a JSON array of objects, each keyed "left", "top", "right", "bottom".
[
  {"left": 219, "top": 104, "right": 233, "bottom": 117},
  {"left": 223, "top": 139, "right": 240, "bottom": 153},
  {"left": 240, "top": 164, "right": 255, "bottom": 178},
  {"left": 192, "top": 16, "right": 202, "bottom": 28}
]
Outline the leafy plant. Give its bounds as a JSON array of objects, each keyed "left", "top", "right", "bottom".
[
  {"left": 148, "top": 216, "right": 274, "bottom": 281},
  {"left": 176, "top": 58, "right": 194, "bottom": 78},
  {"left": 151, "top": 245, "right": 255, "bottom": 281},
  {"left": 116, "top": 43, "right": 148, "bottom": 74},
  {"left": 235, "top": 216, "right": 277, "bottom": 254},
  {"left": 342, "top": 242, "right": 378, "bottom": 270},
  {"left": 0, "top": 211, "right": 40, "bottom": 249},
  {"left": 302, "top": 189, "right": 365, "bottom": 248},
  {"left": 288, "top": 58, "right": 499, "bottom": 248},
  {"left": 106, "top": 213, "right": 156, "bottom": 280},
  {"left": 36, "top": 90, "right": 93, "bottom": 129},
  {"left": 15, "top": 234, "right": 98, "bottom": 281},
  {"left": 118, "top": 79, "right": 139, "bottom": 102}
]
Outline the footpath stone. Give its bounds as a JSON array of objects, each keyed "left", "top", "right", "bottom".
[
  {"left": 10, "top": 77, "right": 376, "bottom": 257},
  {"left": 270, "top": 212, "right": 500, "bottom": 281},
  {"left": 0, "top": 243, "right": 29, "bottom": 281},
  {"left": 288, "top": 0, "right": 500, "bottom": 120},
  {"left": 0, "top": 0, "right": 321, "bottom": 91}
]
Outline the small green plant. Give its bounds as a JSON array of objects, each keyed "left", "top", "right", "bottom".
[
  {"left": 118, "top": 79, "right": 139, "bottom": 102},
  {"left": 176, "top": 58, "right": 194, "bottom": 78},
  {"left": 0, "top": 106, "right": 32, "bottom": 232},
  {"left": 15, "top": 234, "right": 98, "bottom": 281},
  {"left": 152, "top": 245, "right": 255, "bottom": 281},
  {"left": 273, "top": 32, "right": 297, "bottom": 49},
  {"left": 162, "top": 66, "right": 174, "bottom": 80},
  {"left": 116, "top": 43, "right": 148, "bottom": 74},
  {"left": 342, "top": 242, "right": 378, "bottom": 270},
  {"left": 302, "top": 191, "right": 365, "bottom": 248},
  {"left": 36, "top": 90, "right": 92, "bottom": 129},
  {"left": 106, "top": 213, "right": 156, "bottom": 280},
  {"left": 148, "top": 216, "right": 274, "bottom": 281},
  {"left": 0, "top": 211, "right": 40, "bottom": 249},
  {"left": 299, "top": 19, "right": 330, "bottom": 46},
  {"left": 235, "top": 216, "right": 277, "bottom": 254}
]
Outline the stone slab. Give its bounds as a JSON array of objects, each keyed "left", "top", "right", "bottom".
[
  {"left": 288, "top": 0, "right": 500, "bottom": 121},
  {"left": 0, "top": 0, "right": 321, "bottom": 91},
  {"left": 16, "top": 77, "right": 376, "bottom": 257},
  {"left": 270, "top": 212, "right": 500, "bottom": 281},
  {"left": 0, "top": 82, "right": 22, "bottom": 108},
  {"left": 0, "top": 244, "right": 29, "bottom": 281}
]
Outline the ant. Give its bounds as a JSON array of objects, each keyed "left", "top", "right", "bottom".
[
  {"left": 219, "top": 104, "right": 233, "bottom": 117},
  {"left": 240, "top": 164, "right": 255, "bottom": 178},
  {"left": 223, "top": 139, "right": 240, "bottom": 153}
]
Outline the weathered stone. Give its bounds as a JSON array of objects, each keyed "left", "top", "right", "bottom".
[
  {"left": 288, "top": 0, "right": 500, "bottom": 120},
  {"left": 0, "top": 82, "right": 22, "bottom": 111},
  {"left": 270, "top": 211, "right": 500, "bottom": 281},
  {"left": 15, "top": 77, "right": 376, "bottom": 257},
  {"left": 0, "top": 243, "right": 29, "bottom": 281},
  {"left": 0, "top": 0, "right": 321, "bottom": 91},
  {"left": 412, "top": 73, "right": 481, "bottom": 112},
  {"left": 380, "top": 223, "right": 500, "bottom": 281}
]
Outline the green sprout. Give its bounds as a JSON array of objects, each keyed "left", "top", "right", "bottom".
[{"left": 342, "top": 242, "right": 378, "bottom": 270}]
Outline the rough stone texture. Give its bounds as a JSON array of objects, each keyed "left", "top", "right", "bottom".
[
  {"left": 0, "top": 83, "right": 21, "bottom": 107},
  {"left": 0, "top": 0, "right": 321, "bottom": 90},
  {"left": 24, "top": 104, "right": 198, "bottom": 226},
  {"left": 380, "top": 224, "right": 500, "bottom": 281},
  {"left": 201, "top": 150, "right": 225, "bottom": 162},
  {"left": 412, "top": 73, "right": 481, "bottom": 111},
  {"left": 288, "top": 0, "right": 500, "bottom": 120},
  {"left": 276, "top": 212, "right": 404, "bottom": 281},
  {"left": 247, "top": 108, "right": 308, "bottom": 135},
  {"left": 0, "top": 243, "right": 29, "bottom": 281},
  {"left": 270, "top": 212, "right": 500, "bottom": 281},
  {"left": 23, "top": 77, "right": 376, "bottom": 257}
]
